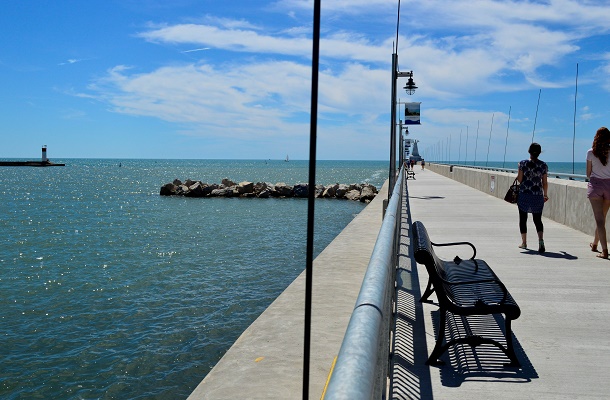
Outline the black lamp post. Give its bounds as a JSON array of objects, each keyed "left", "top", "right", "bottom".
[{"left": 389, "top": 57, "right": 417, "bottom": 195}]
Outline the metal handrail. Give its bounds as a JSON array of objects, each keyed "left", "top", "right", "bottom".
[
  {"left": 434, "top": 163, "right": 588, "bottom": 181},
  {"left": 324, "top": 166, "right": 404, "bottom": 399}
]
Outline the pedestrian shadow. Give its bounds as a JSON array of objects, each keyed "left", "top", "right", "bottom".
[
  {"left": 520, "top": 249, "right": 578, "bottom": 260},
  {"left": 427, "top": 310, "right": 539, "bottom": 387}
]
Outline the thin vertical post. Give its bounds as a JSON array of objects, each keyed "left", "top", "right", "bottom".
[
  {"left": 449, "top": 134, "right": 451, "bottom": 163},
  {"left": 465, "top": 126, "right": 469, "bottom": 164},
  {"left": 486, "top": 113, "right": 494, "bottom": 167},
  {"left": 573, "top": 63, "right": 579, "bottom": 174},
  {"left": 303, "top": 0, "right": 321, "bottom": 398},
  {"left": 503, "top": 106, "right": 512, "bottom": 168},
  {"left": 458, "top": 129, "right": 462, "bottom": 164},
  {"left": 474, "top": 120, "right": 479, "bottom": 166},
  {"left": 532, "top": 89, "right": 541, "bottom": 143}
]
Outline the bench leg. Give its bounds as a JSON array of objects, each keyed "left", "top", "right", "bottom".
[
  {"left": 504, "top": 318, "right": 521, "bottom": 367},
  {"left": 426, "top": 310, "right": 448, "bottom": 366},
  {"left": 420, "top": 279, "right": 435, "bottom": 303}
]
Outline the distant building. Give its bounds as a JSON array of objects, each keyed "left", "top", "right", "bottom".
[{"left": 405, "top": 139, "right": 422, "bottom": 162}]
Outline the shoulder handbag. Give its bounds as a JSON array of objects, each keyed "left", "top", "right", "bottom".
[{"left": 504, "top": 178, "right": 520, "bottom": 204}]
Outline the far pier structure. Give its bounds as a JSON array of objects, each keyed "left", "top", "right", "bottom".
[{"left": 0, "top": 145, "right": 65, "bottom": 167}]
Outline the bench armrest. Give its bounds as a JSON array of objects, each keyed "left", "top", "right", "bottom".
[{"left": 431, "top": 240, "right": 477, "bottom": 260}]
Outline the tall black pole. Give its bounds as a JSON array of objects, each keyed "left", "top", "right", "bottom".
[
  {"left": 303, "top": 0, "right": 321, "bottom": 398},
  {"left": 389, "top": 52, "right": 398, "bottom": 197}
]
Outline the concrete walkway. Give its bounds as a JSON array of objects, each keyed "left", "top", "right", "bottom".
[
  {"left": 188, "top": 183, "right": 388, "bottom": 399},
  {"left": 393, "top": 168, "right": 610, "bottom": 399}
]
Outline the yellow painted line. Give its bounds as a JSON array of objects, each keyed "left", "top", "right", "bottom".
[{"left": 320, "top": 356, "right": 338, "bottom": 400}]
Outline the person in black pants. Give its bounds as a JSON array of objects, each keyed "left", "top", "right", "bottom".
[{"left": 517, "top": 143, "right": 549, "bottom": 253}]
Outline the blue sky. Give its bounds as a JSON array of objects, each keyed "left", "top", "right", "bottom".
[{"left": 1, "top": 0, "right": 610, "bottom": 162}]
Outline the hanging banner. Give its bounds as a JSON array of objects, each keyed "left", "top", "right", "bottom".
[{"left": 404, "top": 102, "right": 421, "bottom": 125}]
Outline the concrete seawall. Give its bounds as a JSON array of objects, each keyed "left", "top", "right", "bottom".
[{"left": 426, "top": 163, "right": 596, "bottom": 236}]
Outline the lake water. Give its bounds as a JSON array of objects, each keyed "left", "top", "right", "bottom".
[{"left": 0, "top": 159, "right": 387, "bottom": 399}]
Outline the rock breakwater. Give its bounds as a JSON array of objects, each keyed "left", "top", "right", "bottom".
[{"left": 160, "top": 179, "right": 378, "bottom": 202}]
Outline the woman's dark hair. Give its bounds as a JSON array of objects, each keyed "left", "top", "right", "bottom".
[
  {"left": 528, "top": 142, "right": 542, "bottom": 160},
  {"left": 592, "top": 127, "right": 610, "bottom": 166}
]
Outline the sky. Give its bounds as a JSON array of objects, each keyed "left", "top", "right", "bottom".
[{"left": 1, "top": 0, "right": 610, "bottom": 162}]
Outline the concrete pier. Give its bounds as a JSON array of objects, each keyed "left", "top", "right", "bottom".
[
  {"left": 0, "top": 161, "right": 65, "bottom": 167},
  {"left": 394, "top": 168, "right": 610, "bottom": 399},
  {"left": 189, "top": 166, "right": 610, "bottom": 399}
]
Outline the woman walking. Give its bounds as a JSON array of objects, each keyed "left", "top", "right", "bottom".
[
  {"left": 517, "top": 143, "right": 548, "bottom": 253},
  {"left": 586, "top": 127, "right": 610, "bottom": 259}
]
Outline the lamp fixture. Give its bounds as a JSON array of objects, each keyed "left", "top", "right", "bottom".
[{"left": 403, "top": 71, "right": 417, "bottom": 95}]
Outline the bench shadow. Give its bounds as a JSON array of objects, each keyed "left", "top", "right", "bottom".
[
  {"left": 390, "top": 180, "right": 434, "bottom": 399},
  {"left": 428, "top": 309, "right": 539, "bottom": 387},
  {"left": 392, "top": 251, "right": 434, "bottom": 398}
]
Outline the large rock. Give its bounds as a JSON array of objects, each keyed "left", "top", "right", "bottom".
[
  {"left": 360, "top": 184, "right": 377, "bottom": 202},
  {"left": 275, "top": 182, "right": 293, "bottom": 197},
  {"left": 257, "top": 188, "right": 272, "bottom": 198},
  {"left": 345, "top": 189, "right": 361, "bottom": 201},
  {"left": 293, "top": 183, "right": 308, "bottom": 198},
  {"left": 221, "top": 178, "right": 236, "bottom": 187},
  {"left": 253, "top": 182, "right": 269, "bottom": 195},
  {"left": 315, "top": 184, "right": 325, "bottom": 198},
  {"left": 237, "top": 181, "right": 254, "bottom": 195},
  {"left": 160, "top": 183, "right": 176, "bottom": 196},
  {"left": 185, "top": 182, "right": 206, "bottom": 197},
  {"left": 211, "top": 188, "right": 232, "bottom": 197},
  {"left": 202, "top": 183, "right": 218, "bottom": 196},
  {"left": 254, "top": 182, "right": 278, "bottom": 197},
  {"left": 176, "top": 184, "right": 190, "bottom": 196},
  {"left": 335, "top": 184, "right": 350, "bottom": 199},
  {"left": 322, "top": 184, "right": 338, "bottom": 198}
]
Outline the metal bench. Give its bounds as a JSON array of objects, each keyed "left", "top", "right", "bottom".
[
  {"left": 412, "top": 221, "right": 521, "bottom": 367},
  {"left": 406, "top": 170, "right": 415, "bottom": 180}
]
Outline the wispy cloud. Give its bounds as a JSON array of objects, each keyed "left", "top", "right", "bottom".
[
  {"left": 181, "top": 47, "right": 210, "bottom": 53},
  {"left": 58, "top": 58, "right": 85, "bottom": 66}
]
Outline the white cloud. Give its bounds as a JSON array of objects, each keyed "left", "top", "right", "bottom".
[
  {"left": 89, "top": 59, "right": 392, "bottom": 133},
  {"left": 181, "top": 47, "right": 210, "bottom": 53},
  {"left": 133, "top": 0, "right": 610, "bottom": 100},
  {"left": 138, "top": 23, "right": 312, "bottom": 56},
  {"left": 58, "top": 58, "right": 85, "bottom": 66},
  {"left": 82, "top": 0, "right": 610, "bottom": 160}
]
